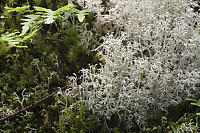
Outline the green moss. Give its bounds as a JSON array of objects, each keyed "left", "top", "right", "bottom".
[{"left": 0, "top": 1, "right": 98, "bottom": 132}]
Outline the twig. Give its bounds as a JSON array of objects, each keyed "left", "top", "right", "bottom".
[{"left": 0, "top": 86, "right": 67, "bottom": 122}]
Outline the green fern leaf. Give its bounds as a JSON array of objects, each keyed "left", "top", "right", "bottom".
[
  {"left": 191, "top": 103, "right": 200, "bottom": 107},
  {"left": 5, "top": 5, "right": 30, "bottom": 12},
  {"left": 76, "top": 9, "right": 94, "bottom": 22},
  {"left": 44, "top": 10, "right": 56, "bottom": 24},
  {"left": 55, "top": 4, "right": 74, "bottom": 14},
  {"left": 34, "top": 6, "right": 57, "bottom": 24},
  {"left": 34, "top": 4, "right": 74, "bottom": 24},
  {"left": 0, "top": 28, "right": 37, "bottom": 48},
  {"left": 23, "top": 26, "right": 39, "bottom": 41},
  {"left": 186, "top": 98, "right": 198, "bottom": 102},
  {"left": 77, "top": 12, "right": 86, "bottom": 22},
  {"left": 0, "top": 32, "right": 26, "bottom": 47},
  {"left": 33, "top": 6, "right": 50, "bottom": 12},
  {"left": 20, "top": 14, "right": 40, "bottom": 36}
]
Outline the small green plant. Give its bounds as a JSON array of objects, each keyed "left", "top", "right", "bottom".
[
  {"left": 57, "top": 103, "right": 98, "bottom": 133},
  {"left": 33, "top": 4, "right": 74, "bottom": 24},
  {"left": 0, "top": 26, "right": 39, "bottom": 54},
  {"left": 74, "top": 9, "right": 94, "bottom": 22},
  {"left": 186, "top": 98, "right": 200, "bottom": 116},
  {"left": 5, "top": 5, "right": 30, "bottom": 13},
  {"left": 1, "top": 4, "right": 93, "bottom": 52}
]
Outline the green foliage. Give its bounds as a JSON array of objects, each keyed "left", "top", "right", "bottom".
[
  {"left": 20, "top": 14, "right": 41, "bottom": 36},
  {"left": 0, "top": 1, "right": 97, "bottom": 132},
  {"left": 0, "top": 32, "right": 25, "bottom": 47},
  {"left": 22, "top": 26, "right": 40, "bottom": 41},
  {"left": 1, "top": 3, "right": 93, "bottom": 53},
  {"left": 186, "top": 98, "right": 200, "bottom": 115},
  {"left": 5, "top": 5, "right": 30, "bottom": 13},
  {"left": 57, "top": 104, "right": 98, "bottom": 133},
  {"left": 0, "top": 26, "right": 40, "bottom": 54},
  {"left": 34, "top": 4, "right": 74, "bottom": 24},
  {"left": 75, "top": 9, "right": 94, "bottom": 22}
]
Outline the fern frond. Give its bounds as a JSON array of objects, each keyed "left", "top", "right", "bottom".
[
  {"left": 33, "top": 6, "right": 51, "bottom": 12},
  {"left": 22, "top": 26, "right": 40, "bottom": 41},
  {"left": 0, "top": 27, "right": 39, "bottom": 48},
  {"left": 0, "top": 32, "right": 23, "bottom": 47},
  {"left": 20, "top": 15, "right": 40, "bottom": 36},
  {"left": 55, "top": 4, "right": 74, "bottom": 14},
  {"left": 44, "top": 10, "right": 56, "bottom": 24},
  {"left": 5, "top": 5, "right": 30, "bottom": 12},
  {"left": 34, "top": 4, "right": 74, "bottom": 24},
  {"left": 34, "top": 6, "right": 57, "bottom": 24},
  {"left": 75, "top": 9, "right": 94, "bottom": 22}
]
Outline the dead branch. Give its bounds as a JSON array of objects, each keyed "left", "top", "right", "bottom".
[{"left": 0, "top": 86, "right": 67, "bottom": 122}]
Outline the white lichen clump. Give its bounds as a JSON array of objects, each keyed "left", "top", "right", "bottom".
[{"left": 64, "top": 0, "right": 200, "bottom": 128}]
